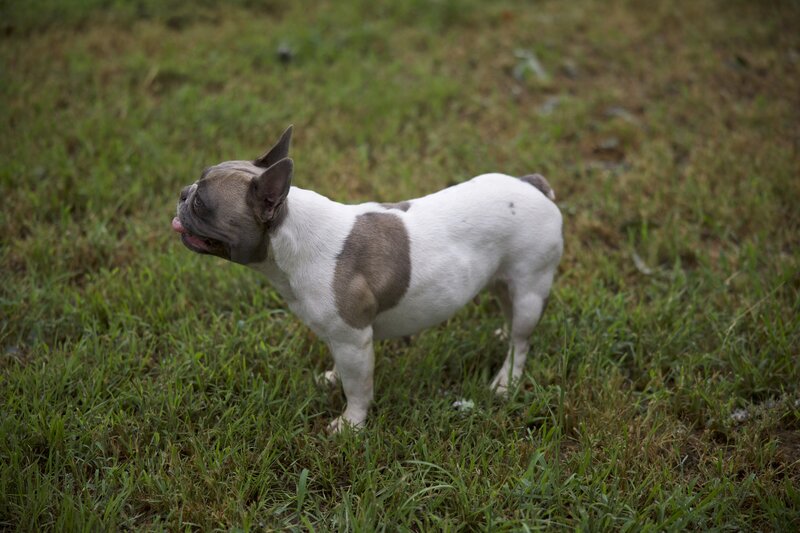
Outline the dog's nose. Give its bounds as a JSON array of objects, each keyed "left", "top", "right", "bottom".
[{"left": 180, "top": 186, "right": 190, "bottom": 202}]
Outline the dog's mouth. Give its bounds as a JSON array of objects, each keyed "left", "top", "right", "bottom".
[{"left": 172, "top": 217, "right": 227, "bottom": 256}]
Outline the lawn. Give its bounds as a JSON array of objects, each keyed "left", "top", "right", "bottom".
[{"left": 1, "top": 0, "right": 799, "bottom": 530}]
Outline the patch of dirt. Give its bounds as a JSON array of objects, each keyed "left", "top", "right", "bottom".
[{"left": 774, "top": 430, "right": 800, "bottom": 467}]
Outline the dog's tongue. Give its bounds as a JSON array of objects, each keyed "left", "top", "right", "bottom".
[
  {"left": 172, "top": 217, "right": 187, "bottom": 234},
  {"left": 172, "top": 216, "right": 211, "bottom": 251}
]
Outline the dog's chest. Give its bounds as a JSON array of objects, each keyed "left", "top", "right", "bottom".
[{"left": 252, "top": 257, "right": 297, "bottom": 303}]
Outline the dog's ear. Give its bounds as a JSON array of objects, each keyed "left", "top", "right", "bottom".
[
  {"left": 247, "top": 158, "right": 293, "bottom": 224},
  {"left": 254, "top": 125, "right": 293, "bottom": 168}
]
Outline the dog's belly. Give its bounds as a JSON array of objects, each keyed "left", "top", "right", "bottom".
[
  {"left": 371, "top": 247, "right": 500, "bottom": 339},
  {"left": 371, "top": 289, "right": 476, "bottom": 339}
]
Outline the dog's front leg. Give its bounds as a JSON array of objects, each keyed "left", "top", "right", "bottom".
[{"left": 326, "top": 330, "right": 374, "bottom": 433}]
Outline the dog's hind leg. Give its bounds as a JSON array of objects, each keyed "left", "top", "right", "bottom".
[{"left": 490, "top": 275, "right": 552, "bottom": 395}]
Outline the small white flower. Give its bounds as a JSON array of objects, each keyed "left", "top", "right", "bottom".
[
  {"left": 730, "top": 408, "right": 749, "bottom": 423},
  {"left": 452, "top": 399, "right": 475, "bottom": 411}
]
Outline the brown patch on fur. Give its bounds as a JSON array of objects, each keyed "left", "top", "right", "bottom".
[
  {"left": 333, "top": 213, "right": 411, "bottom": 329},
  {"left": 520, "top": 174, "right": 556, "bottom": 201},
  {"left": 381, "top": 201, "right": 411, "bottom": 212}
]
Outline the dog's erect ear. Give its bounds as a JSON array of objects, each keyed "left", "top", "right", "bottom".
[
  {"left": 247, "top": 158, "right": 293, "bottom": 224},
  {"left": 254, "top": 125, "right": 293, "bottom": 169}
]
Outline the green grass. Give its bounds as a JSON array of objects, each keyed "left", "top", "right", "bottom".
[{"left": 2, "top": 0, "right": 799, "bottom": 529}]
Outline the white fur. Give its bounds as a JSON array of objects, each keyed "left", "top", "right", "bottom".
[{"left": 249, "top": 173, "right": 563, "bottom": 431}]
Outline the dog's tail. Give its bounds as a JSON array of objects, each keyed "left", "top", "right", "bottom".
[{"left": 519, "top": 174, "right": 556, "bottom": 201}]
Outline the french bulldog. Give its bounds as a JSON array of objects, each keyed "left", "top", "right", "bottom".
[{"left": 172, "top": 126, "right": 563, "bottom": 432}]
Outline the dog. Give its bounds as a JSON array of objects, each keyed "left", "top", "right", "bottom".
[{"left": 172, "top": 126, "right": 563, "bottom": 432}]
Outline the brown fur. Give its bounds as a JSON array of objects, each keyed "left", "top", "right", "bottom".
[
  {"left": 380, "top": 201, "right": 411, "bottom": 212},
  {"left": 519, "top": 174, "right": 556, "bottom": 200},
  {"left": 333, "top": 212, "right": 411, "bottom": 328}
]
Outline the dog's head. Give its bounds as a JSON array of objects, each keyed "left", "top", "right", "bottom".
[{"left": 172, "top": 126, "right": 294, "bottom": 264}]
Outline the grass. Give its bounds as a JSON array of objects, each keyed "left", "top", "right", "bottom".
[{"left": 1, "top": 0, "right": 799, "bottom": 529}]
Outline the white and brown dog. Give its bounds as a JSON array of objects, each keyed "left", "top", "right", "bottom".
[{"left": 172, "top": 126, "right": 563, "bottom": 432}]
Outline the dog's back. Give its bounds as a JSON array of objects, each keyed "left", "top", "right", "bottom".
[{"left": 404, "top": 173, "right": 562, "bottom": 268}]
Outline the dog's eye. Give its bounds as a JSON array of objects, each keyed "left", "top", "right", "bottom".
[{"left": 193, "top": 195, "right": 204, "bottom": 211}]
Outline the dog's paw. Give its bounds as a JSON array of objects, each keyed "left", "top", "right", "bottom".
[
  {"left": 315, "top": 369, "right": 339, "bottom": 388},
  {"left": 326, "top": 415, "right": 365, "bottom": 435},
  {"left": 489, "top": 371, "right": 519, "bottom": 397},
  {"left": 492, "top": 383, "right": 508, "bottom": 394},
  {"left": 491, "top": 380, "right": 510, "bottom": 397},
  {"left": 493, "top": 327, "right": 509, "bottom": 341}
]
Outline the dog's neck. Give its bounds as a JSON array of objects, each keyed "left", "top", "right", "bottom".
[{"left": 247, "top": 187, "right": 348, "bottom": 299}]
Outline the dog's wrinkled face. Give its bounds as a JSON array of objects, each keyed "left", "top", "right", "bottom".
[
  {"left": 174, "top": 162, "right": 266, "bottom": 263},
  {"left": 172, "top": 126, "right": 294, "bottom": 265}
]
